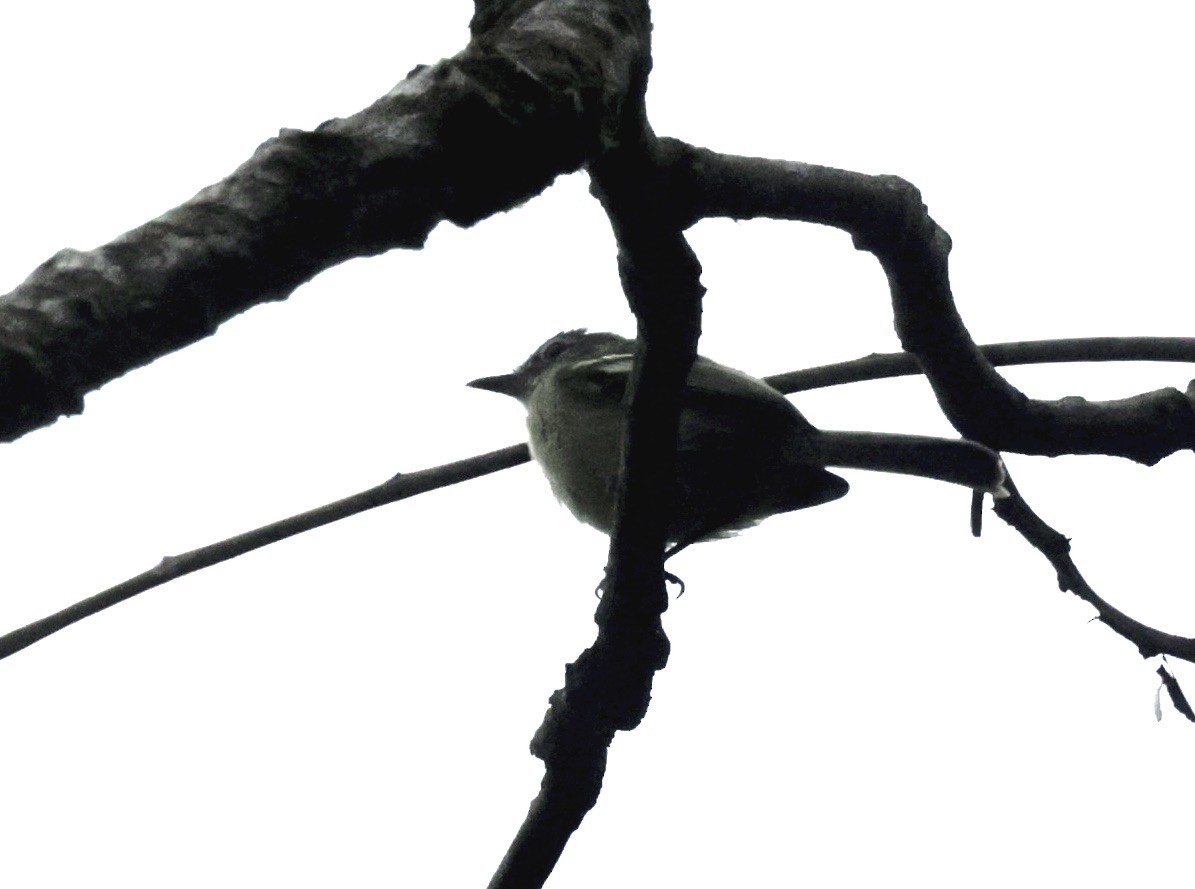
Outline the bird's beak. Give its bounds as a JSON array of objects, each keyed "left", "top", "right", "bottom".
[{"left": 467, "top": 373, "right": 526, "bottom": 398}]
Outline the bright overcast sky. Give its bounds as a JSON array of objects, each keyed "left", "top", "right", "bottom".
[{"left": 2, "top": 2, "right": 1193, "bottom": 886}]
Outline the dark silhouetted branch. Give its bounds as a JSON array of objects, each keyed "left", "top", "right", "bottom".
[
  {"left": 661, "top": 140, "right": 1195, "bottom": 465},
  {"left": 488, "top": 123, "right": 702, "bottom": 888},
  {"left": 0, "top": 0, "right": 647, "bottom": 443},
  {"left": 0, "top": 445, "right": 529, "bottom": 662},
  {"left": 764, "top": 337, "right": 1195, "bottom": 395},
  {"left": 992, "top": 472, "right": 1195, "bottom": 664}
]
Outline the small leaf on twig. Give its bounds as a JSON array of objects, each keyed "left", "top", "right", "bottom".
[
  {"left": 970, "top": 489, "right": 983, "bottom": 537},
  {"left": 1157, "top": 665, "right": 1195, "bottom": 722}
]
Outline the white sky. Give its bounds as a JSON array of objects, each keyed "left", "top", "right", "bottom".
[{"left": 2, "top": 2, "right": 1193, "bottom": 886}]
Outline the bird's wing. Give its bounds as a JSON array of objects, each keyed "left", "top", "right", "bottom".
[
  {"left": 683, "top": 356, "right": 813, "bottom": 431},
  {"left": 556, "top": 353, "right": 811, "bottom": 431},
  {"left": 553, "top": 353, "right": 634, "bottom": 404}
]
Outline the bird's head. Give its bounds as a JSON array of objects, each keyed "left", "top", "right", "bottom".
[{"left": 467, "top": 329, "right": 629, "bottom": 402}]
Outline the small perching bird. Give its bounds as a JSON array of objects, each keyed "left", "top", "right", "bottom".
[{"left": 469, "top": 330, "right": 1006, "bottom": 555}]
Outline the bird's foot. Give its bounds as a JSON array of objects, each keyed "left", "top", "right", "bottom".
[{"left": 593, "top": 570, "right": 686, "bottom": 597}]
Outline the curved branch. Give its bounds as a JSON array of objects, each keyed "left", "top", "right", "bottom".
[
  {"left": 662, "top": 140, "right": 1195, "bottom": 465},
  {"left": 764, "top": 337, "right": 1195, "bottom": 394}
]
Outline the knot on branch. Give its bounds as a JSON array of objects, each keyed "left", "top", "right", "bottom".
[
  {"left": 848, "top": 175, "right": 945, "bottom": 258},
  {"left": 531, "top": 626, "right": 669, "bottom": 769}
]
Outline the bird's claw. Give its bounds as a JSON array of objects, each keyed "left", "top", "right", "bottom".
[
  {"left": 594, "top": 571, "right": 686, "bottom": 597},
  {"left": 665, "top": 570, "right": 686, "bottom": 597}
]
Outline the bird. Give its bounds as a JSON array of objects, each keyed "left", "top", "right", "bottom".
[{"left": 469, "top": 330, "right": 1006, "bottom": 556}]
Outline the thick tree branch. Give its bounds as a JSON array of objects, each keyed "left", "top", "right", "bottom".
[
  {"left": 488, "top": 126, "right": 703, "bottom": 889},
  {"left": 661, "top": 140, "right": 1195, "bottom": 465},
  {"left": 0, "top": 0, "right": 645, "bottom": 443},
  {"left": 483, "top": 5, "right": 681, "bottom": 885}
]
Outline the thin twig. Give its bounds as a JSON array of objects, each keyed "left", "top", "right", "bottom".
[
  {"left": 991, "top": 472, "right": 1195, "bottom": 663},
  {"left": 764, "top": 337, "right": 1195, "bottom": 394},
  {"left": 0, "top": 445, "right": 529, "bottom": 661}
]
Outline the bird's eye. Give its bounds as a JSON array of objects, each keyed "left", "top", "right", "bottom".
[
  {"left": 540, "top": 341, "right": 566, "bottom": 360},
  {"left": 526, "top": 329, "right": 587, "bottom": 369},
  {"left": 537, "top": 336, "right": 573, "bottom": 362}
]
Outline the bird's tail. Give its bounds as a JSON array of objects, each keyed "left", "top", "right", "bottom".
[{"left": 810, "top": 431, "right": 1007, "bottom": 494}]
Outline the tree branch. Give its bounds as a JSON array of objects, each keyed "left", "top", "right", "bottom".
[
  {"left": 661, "top": 140, "right": 1195, "bottom": 465},
  {"left": 0, "top": 445, "right": 529, "bottom": 662},
  {"left": 488, "top": 123, "right": 703, "bottom": 889},
  {"left": 992, "top": 472, "right": 1195, "bottom": 663},
  {"left": 764, "top": 337, "right": 1195, "bottom": 395},
  {"left": 0, "top": 0, "right": 646, "bottom": 443}
]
